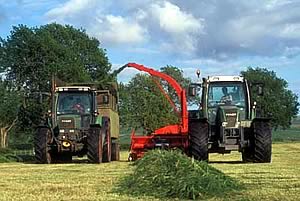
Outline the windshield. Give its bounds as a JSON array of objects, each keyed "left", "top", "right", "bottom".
[
  {"left": 57, "top": 92, "right": 92, "bottom": 115},
  {"left": 208, "top": 82, "right": 246, "bottom": 108}
]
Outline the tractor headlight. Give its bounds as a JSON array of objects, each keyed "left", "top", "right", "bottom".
[{"left": 62, "top": 141, "right": 71, "bottom": 148}]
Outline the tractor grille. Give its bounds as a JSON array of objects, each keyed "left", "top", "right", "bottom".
[
  {"left": 225, "top": 110, "right": 237, "bottom": 128},
  {"left": 59, "top": 117, "right": 75, "bottom": 128}
]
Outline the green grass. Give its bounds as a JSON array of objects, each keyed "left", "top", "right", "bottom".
[
  {"left": 273, "top": 128, "right": 300, "bottom": 142},
  {"left": 0, "top": 143, "right": 299, "bottom": 200}
]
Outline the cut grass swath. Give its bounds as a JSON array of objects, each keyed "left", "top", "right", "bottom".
[{"left": 116, "top": 149, "right": 243, "bottom": 200}]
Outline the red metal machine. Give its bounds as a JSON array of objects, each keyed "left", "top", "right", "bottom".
[{"left": 115, "top": 63, "right": 189, "bottom": 161}]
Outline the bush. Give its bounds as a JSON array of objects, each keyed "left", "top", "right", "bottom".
[
  {"left": 0, "top": 148, "right": 16, "bottom": 163},
  {"left": 0, "top": 148, "right": 34, "bottom": 163},
  {"left": 116, "top": 149, "right": 243, "bottom": 200}
]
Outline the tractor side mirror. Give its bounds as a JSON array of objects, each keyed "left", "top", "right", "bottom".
[
  {"left": 103, "top": 95, "right": 109, "bottom": 104},
  {"left": 251, "top": 82, "right": 264, "bottom": 96},
  {"left": 257, "top": 85, "right": 263, "bottom": 96},
  {"left": 188, "top": 86, "right": 197, "bottom": 97}
]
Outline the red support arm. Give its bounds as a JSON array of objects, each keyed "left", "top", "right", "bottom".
[{"left": 119, "top": 63, "right": 188, "bottom": 134}]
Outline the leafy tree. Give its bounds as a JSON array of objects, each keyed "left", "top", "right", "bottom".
[
  {"left": 242, "top": 67, "right": 299, "bottom": 129},
  {"left": 0, "top": 23, "right": 112, "bottom": 146},
  {"left": 119, "top": 74, "right": 179, "bottom": 133},
  {"left": 119, "top": 66, "right": 190, "bottom": 133},
  {"left": 160, "top": 66, "right": 191, "bottom": 104},
  {"left": 0, "top": 80, "right": 22, "bottom": 148},
  {"left": 1, "top": 23, "right": 111, "bottom": 93}
]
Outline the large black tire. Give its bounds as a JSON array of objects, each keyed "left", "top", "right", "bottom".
[
  {"left": 242, "top": 147, "right": 253, "bottom": 162},
  {"left": 189, "top": 119, "right": 209, "bottom": 161},
  {"left": 102, "top": 129, "right": 112, "bottom": 163},
  {"left": 252, "top": 120, "right": 272, "bottom": 163},
  {"left": 111, "top": 142, "right": 120, "bottom": 161},
  {"left": 87, "top": 126, "right": 103, "bottom": 163},
  {"left": 34, "top": 127, "right": 52, "bottom": 164}
]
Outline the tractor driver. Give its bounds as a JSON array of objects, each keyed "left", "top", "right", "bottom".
[
  {"left": 72, "top": 97, "right": 85, "bottom": 113},
  {"left": 220, "top": 87, "right": 232, "bottom": 103}
]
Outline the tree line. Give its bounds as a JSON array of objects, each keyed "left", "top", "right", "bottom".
[{"left": 0, "top": 23, "right": 298, "bottom": 148}]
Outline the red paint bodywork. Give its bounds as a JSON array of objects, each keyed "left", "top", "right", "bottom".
[{"left": 119, "top": 63, "right": 189, "bottom": 160}]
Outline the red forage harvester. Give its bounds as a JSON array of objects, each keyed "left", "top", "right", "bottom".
[{"left": 115, "top": 63, "right": 189, "bottom": 161}]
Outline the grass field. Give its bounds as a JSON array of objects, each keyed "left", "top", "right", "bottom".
[{"left": 0, "top": 143, "right": 299, "bottom": 201}]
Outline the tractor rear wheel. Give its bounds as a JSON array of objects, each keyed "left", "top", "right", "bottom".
[
  {"left": 252, "top": 120, "right": 272, "bottom": 163},
  {"left": 189, "top": 120, "right": 209, "bottom": 161},
  {"left": 87, "top": 126, "right": 103, "bottom": 163},
  {"left": 34, "top": 127, "right": 52, "bottom": 164},
  {"left": 111, "top": 142, "right": 120, "bottom": 161}
]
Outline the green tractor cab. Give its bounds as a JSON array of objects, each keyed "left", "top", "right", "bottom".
[
  {"left": 34, "top": 83, "right": 120, "bottom": 164},
  {"left": 188, "top": 76, "right": 272, "bottom": 163}
]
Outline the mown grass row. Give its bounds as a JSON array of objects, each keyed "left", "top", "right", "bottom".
[
  {"left": 116, "top": 150, "right": 243, "bottom": 200},
  {"left": 0, "top": 143, "right": 299, "bottom": 200}
]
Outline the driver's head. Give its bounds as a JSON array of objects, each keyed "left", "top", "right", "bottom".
[{"left": 222, "top": 87, "right": 228, "bottom": 95}]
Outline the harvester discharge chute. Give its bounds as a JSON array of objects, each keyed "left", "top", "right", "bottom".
[{"left": 115, "top": 63, "right": 188, "bottom": 161}]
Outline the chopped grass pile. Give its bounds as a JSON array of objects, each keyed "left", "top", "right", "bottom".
[{"left": 117, "top": 150, "right": 243, "bottom": 200}]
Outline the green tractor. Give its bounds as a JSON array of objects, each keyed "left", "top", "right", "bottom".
[
  {"left": 34, "top": 83, "right": 120, "bottom": 164},
  {"left": 188, "top": 75, "right": 272, "bottom": 163}
]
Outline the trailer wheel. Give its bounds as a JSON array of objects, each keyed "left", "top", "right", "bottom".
[
  {"left": 253, "top": 120, "right": 272, "bottom": 163},
  {"left": 87, "top": 126, "right": 103, "bottom": 163},
  {"left": 34, "top": 127, "right": 52, "bottom": 164},
  {"left": 189, "top": 120, "right": 209, "bottom": 161},
  {"left": 111, "top": 142, "right": 120, "bottom": 161},
  {"left": 102, "top": 128, "right": 112, "bottom": 162}
]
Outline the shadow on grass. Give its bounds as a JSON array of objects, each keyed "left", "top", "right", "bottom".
[
  {"left": 23, "top": 157, "right": 129, "bottom": 164},
  {"left": 209, "top": 160, "right": 244, "bottom": 164}
]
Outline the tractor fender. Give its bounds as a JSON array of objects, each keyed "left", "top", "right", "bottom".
[{"left": 252, "top": 117, "right": 272, "bottom": 124}]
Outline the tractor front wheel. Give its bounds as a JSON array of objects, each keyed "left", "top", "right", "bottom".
[
  {"left": 189, "top": 119, "right": 209, "bottom": 161},
  {"left": 252, "top": 120, "right": 272, "bottom": 163},
  {"left": 87, "top": 126, "right": 103, "bottom": 163},
  {"left": 34, "top": 127, "right": 52, "bottom": 164}
]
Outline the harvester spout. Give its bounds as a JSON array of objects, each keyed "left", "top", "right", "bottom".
[
  {"left": 115, "top": 63, "right": 188, "bottom": 134},
  {"left": 116, "top": 63, "right": 190, "bottom": 160}
]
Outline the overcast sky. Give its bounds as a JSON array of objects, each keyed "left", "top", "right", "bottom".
[{"left": 0, "top": 0, "right": 300, "bottom": 96}]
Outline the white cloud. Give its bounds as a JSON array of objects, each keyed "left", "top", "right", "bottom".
[
  {"left": 45, "top": 0, "right": 98, "bottom": 21},
  {"left": 265, "top": 0, "right": 293, "bottom": 10},
  {"left": 43, "top": 0, "right": 300, "bottom": 59},
  {"left": 149, "top": 1, "right": 204, "bottom": 54},
  {"left": 94, "top": 15, "right": 147, "bottom": 45},
  {"left": 280, "top": 23, "right": 300, "bottom": 39},
  {"left": 45, "top": 0, "right": 147, "bottom": 46},
  {"left": 151, "top": 1, "right": 204, "bottom": 34}
]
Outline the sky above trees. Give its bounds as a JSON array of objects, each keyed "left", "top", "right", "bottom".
[{"left": 0, "top": 0, "right": 300, "bottom": 97}]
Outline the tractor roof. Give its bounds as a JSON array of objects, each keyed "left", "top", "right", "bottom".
[
  {"left": 206, "top": 76, "right": 244, "bottom": 82},
  {"left": 55, "top": 86, "right": 91, "bottom": 92}
]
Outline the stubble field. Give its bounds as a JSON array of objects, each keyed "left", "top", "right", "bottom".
[{"left": 0, "top": 143, "right": 299, "bottom": 201}]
